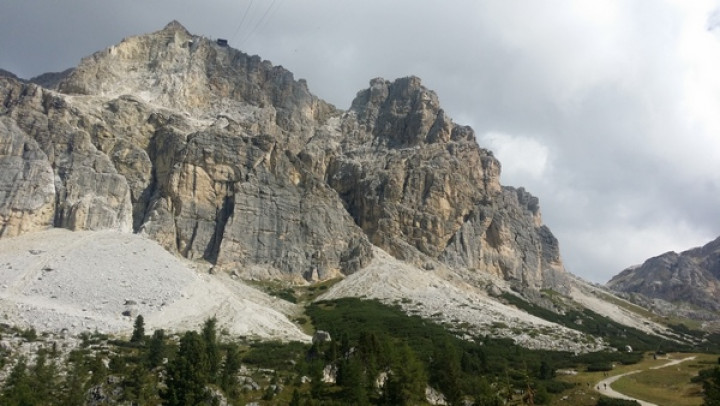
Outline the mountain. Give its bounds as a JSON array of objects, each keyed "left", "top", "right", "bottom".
[
  {"left": 608, "top": 236, "right": 720, "bottom": 322},
  {"left": 0, "top": 69, "right": 20, "bottom": 81},
  {"left": 0, "top": 21, "right": 679, "bottom": 348},
  {"left": 1, "top": 21, "right": 563, "bottom": 289}
]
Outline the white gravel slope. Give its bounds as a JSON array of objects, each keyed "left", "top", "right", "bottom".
[
  {"left": 0, "top": 229, "right": 309, "bottom": 342},
  {"left": 319, "top": 248, "right": 605, "bottom": 352},
  {"left": 566, "top": 275, "right": 676, "bottom": 339}
]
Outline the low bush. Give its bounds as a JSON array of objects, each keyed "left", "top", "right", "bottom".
[{"left": 587, "top": 363, "right": 614, "bottom": 372}]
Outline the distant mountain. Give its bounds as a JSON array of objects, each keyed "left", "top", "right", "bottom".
[
  {"left": 28, "top": 68, "right": 74, "bottom": 89},
  {"left": 0, "top": 68, "right": 21, "bottom": 81},
  {"left": 608, "top": 236, "right": 720, "bottom": 313}
]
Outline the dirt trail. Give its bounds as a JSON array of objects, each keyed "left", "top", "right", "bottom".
[{"left": 595, "top": 356, "right": 697, "bottom": 406}]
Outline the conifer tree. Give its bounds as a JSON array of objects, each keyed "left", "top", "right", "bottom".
[
  {"left": 339, "top": 356, "right": 368, "bottom": 405},
  {"left": 61, "top": 351, "right": 90, "bottom": 406},
  {"left": 340, "top": 332, "right": 351, "bottom": 358},
  {"left": 290, "top": 388, "right": 302, "bottom": 406},
  {"left": 131, "top": 314, "right": 145, "bottom": 343},
  {"left": 31, "top": 348, "right": 59, "bottom": 405},
  {"left": 704, "top": 367, "right": 720, "bottom": 406},
  {"left": 324, "top": 339, "right": 338, "bottom": 363},
  {"left": 309, "top": 360, "right": 324, "bottom": 399},
  {"left": 125, "top": 364, "right": 153, "bottom": 405},
  {"left": 88, "top": 352, "right": 108, "bottom": 387},
  {"left": 382, "top": 343, "right": 427, "bottom": 406},
  {"left": 1, "top": 358, "right": 36, "bottom": 406},
  {"left": 431, "top": 340, "right": 463, "bottom": 405},
  {"left": 146, "top": 329, "right": 166, "bottom": 369},
  {"left": 220, "top": 343, "right": 242, "bottom": 396},
  {"left": 163, "top": 331, "right": 210, "bottom": 406},
  {"left": 202, "top": 317, "right": 220, "bottom": 383}
]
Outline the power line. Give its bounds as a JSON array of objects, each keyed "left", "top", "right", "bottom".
[
  {"left": 232, "top": 0, "right": 255, "bottom": 44},
  {"left": 238, "top": 0, "right": 281, "bottom": 48}
]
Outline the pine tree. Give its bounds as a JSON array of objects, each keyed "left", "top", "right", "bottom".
[
  {"left": 146, "top": 329, "right": 166, "bottom": 369},
  {"left": 31, "top": 348, "right": 59, "bottom": 405},
  {"left": 538, "top": 360, "right": 554, "bottom": 380},
  {"left": 202, "top": 317, "right": 221, "bottom": 383},
  {"left": 220, "top": 343, "right": 242, "bottom": 397},
  {"left": 61, "top": 351, "right": 90, "bottom": 406},
  {"left": 125, "top": 364, "right": 152, "bottom": 404},
  {"left": 290, "top": 388, "right": 302, "bottom": 406},
  {"left": 309, "top": 360, "right": 324, "bottom": 399},
  {"left": 339, "top": 356, "right": 368, "bottom": 405},
  {"left": 382, "top": 343, "right": 427, "bottom": 406},
  {"left": 88, "top": 352, "right": 108, "bottom": 386},
  {"left": 324, "top": 339, "right": 339, "bottom": 363},
  {"left": 131, "top": 314, "right": 145, "bottom": 343},
  {"left": 704, "top": 367, "right": 720, "bottom": 406},
  {"left": 340, "top": 332, "right": 351, "bottom": 358},
  {"left": 1, "top": 358, "right": 36, "bottom": 406},
  {"left": 468, "top": 376, "right": 502, "bottom": 406},
  {"left": 162, "top": 331, "right": 210, "bottom": 406},
  {"left": 431, "top": 340, "right": 463, "bottom": 405}
]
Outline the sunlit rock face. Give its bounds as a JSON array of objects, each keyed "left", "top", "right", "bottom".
[{"left": 0, "top": 21, "right": 566, "bottom": 288}]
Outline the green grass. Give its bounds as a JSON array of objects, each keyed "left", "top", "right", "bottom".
[
  {"left": 609, "top": 353, "right": 715, "bottom": 406},
  {"left": 245, "top": 277, "right": 343, "bottom": 305},
  {"left": 554, "top": 353, "right": 716, "bottom": 406}
]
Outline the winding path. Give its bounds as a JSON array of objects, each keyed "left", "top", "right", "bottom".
[{"left": 594, "top": 356, "right": 696, "bottom": 406}]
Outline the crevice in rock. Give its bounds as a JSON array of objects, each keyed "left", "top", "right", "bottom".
[
  {"left": 136, "top": 130, "right": 163, "bottom": 232},
  {"left": 52, "top": 168, "right": 67, "bottom": 229},
  {"left": 183, "top": 221, "right": 199, "bottom": 258},
  {"left": 205, "top": 183, "right": 235, "bottom": 263},
  {"left": 133, "top": 181, "right": 156, "bottom": 232}
]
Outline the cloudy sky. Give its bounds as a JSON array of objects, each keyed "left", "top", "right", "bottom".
[{"left": 2, "top": 1, "right": 719, "bottom": 283}]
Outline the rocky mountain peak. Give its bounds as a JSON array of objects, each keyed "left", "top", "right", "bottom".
[
  {"left": 351, "top": 76, "right": 458, "bottom": 148},
  {"left": 1, "top": 22, "right": 567, "bottom": 290},
  {"left": 162, "top": 19, "right": 191, "bottom": 35},
  {"left": 608, "top": 236, "right": 720, "bottom": 314},
  {"left": 0, "top": 69, "right": 19, "bottom": 81},
  {"left": 57, "top": 21, "right": 330, "bottom": 132}
]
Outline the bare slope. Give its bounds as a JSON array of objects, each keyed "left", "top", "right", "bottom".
[
  {"left": 0, "top": 229, "right": 309, "bottom": 341},
  {"left": 319, "top": 248, "right": 605, "bottom": 352}
]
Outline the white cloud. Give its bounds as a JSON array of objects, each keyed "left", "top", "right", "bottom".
[{"left": 480, "top": 132, "right": 550, "bottom": 182}]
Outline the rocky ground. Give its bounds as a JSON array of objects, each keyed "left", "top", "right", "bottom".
[
  {"left": 0, "top": 228, "right": 676, "bottom": 354},
  {"left": 0, "top": 229, "right": 309, "bottom": 342},
  {"left": 320, "top": 248, "right": 606, "bottom": 352}
]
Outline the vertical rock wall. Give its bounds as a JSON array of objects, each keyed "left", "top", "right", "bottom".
[{"left": 0, "top": 22, "right": 566, "bottom": 287}]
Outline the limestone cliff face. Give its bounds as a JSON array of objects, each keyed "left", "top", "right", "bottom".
[
  {"left": 608, "top": 236, "right": 720, "bottom": 311},
  {"left": 0, "top": 22, "right": 565, "bottom": 287},
  {"left": 0, "top": 117, "right": 55, "bottom": 236},
  {"left": 0, "top": 80, "right": 132, "bottom": 235},
  {"left": 441, "top": 187, "right": 564, "bottom": 288}
]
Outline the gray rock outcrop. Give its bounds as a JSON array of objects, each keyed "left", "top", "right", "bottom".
[
  {"left": 608, "top": 236, "right": 720, "bottom": 312},
  {"left": 0, "top": 117, "right": 55, "bottom": 236},
  {"left": 0, "top": 21, "right": 566, "bottom": 287}
]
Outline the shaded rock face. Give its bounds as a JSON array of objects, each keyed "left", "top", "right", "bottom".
[
  {"left": 0, "top": 80, "right": 132, "bottom": 235},
  {"left": 0, "top": 21, "right": 565, "bottom": 287},
  {"left": 0, "top": 117, "right": 55, "bottom": 236},
  {"left": 608, "top": 236, "right": 720, "bottom": 311},
  {"left": 441, "top": 187, "right": 564, "bottom": 288}
]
